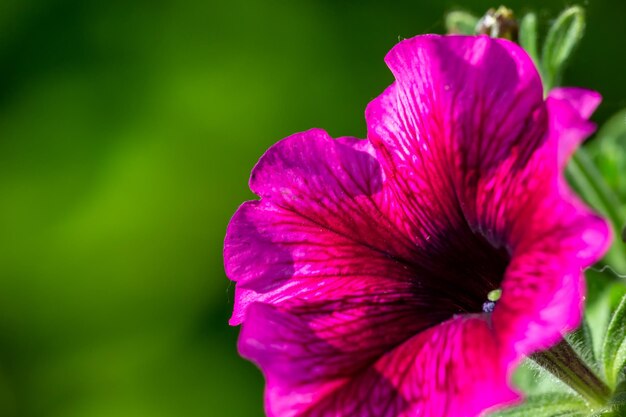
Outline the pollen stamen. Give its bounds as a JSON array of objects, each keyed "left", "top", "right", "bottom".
[{"left": 482, "top": 289, "right": 502, "bottom": 313}]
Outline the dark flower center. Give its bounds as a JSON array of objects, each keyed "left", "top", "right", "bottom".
[{"left": 411, "top": 228, "right": 510, "bottom": 319}]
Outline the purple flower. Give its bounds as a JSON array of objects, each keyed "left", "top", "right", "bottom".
[{"left": 224, "top": 35, "right": 610, "bottom": 417}]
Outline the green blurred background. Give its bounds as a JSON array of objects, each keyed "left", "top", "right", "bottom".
[{"left": 0, "top": 0, "right": 623, "bottom": 416}]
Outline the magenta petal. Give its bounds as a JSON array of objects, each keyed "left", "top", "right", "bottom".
[
  {"left": 227, "top": 201, "right": 421, "bottom": 325},
  {"left": 240, "top": 303, "right": 518, "bottom": 417},
  {"left": 372, "top": 316, "right": 519, "bottom": 417},
  {"left": 494, "top": 203, "right": 608, "bottom": 360},
  {"left": 549, "top": 87, "right": 601, "bottom": 119},
  {"left": 238, "top": 302, "right": 426, "bottom": 417},
  {"left": 225, "top": 129, "right": 419, "bottom": 324},
  {"left": 492, "top": 87, "right": 610, "bottom": 361},
  {"left": 365, "top": 35, "right": 547, "bottom": 239},
  {"left": 546, "top": 87, "right": 601, "bottom": 167}
]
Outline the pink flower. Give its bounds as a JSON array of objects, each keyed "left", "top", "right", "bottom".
[{"left": 224, "top": 35, "right": 610, "bottom": 417}]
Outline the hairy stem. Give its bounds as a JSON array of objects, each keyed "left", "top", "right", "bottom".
[{"left": 531, "top": 339, "right": 611, "bottom": 408}]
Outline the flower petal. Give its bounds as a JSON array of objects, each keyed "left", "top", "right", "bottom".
[
  {"left": 365, "top": 35, "right": 546, "bottom": 241},
  {"left": 225, "top": 129, "right": 422, "bottom": 324},
  {"left": 494, "top": 203, "right": 608, "bottom": 361},
  {"left": 549, "top": 87, "right": 602, "bottom": 119},
  {"left": 547, "top": 87, "right": 601, "bottom": 167},
  {"left": 493, "top": 88, "right": 610, "bottom": 361},
  {"left": 240, "top": 303, "right": 518, "bottom": 417}
]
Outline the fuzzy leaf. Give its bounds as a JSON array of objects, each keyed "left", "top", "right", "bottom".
[
  {"left": 444, "top": 10, "right": 479, "bottom": 35},
  {"left": 602, "top": 379, "right": 626, "bottom": 415},
  {"left": 586, "top": 271, "right": 626, "bottom": 359},
  {"left": 541, "top": 6, "right": 585, "bottom": 89},
  {"left": 519, "top": 13, "right": 539, "bottom": 67},
  {"left": 587, "top": 109, "right": 626, "bottom": 206},
  {"left": 488, "top": 393, "right": 587, "bottom": 416},
  {"left": 603, "top": 292, "right": 626, "bottom": 387}
]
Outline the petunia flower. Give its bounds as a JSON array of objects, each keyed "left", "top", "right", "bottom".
[{"left": 224, "top": 35, "right": 610, "bottom": 417}]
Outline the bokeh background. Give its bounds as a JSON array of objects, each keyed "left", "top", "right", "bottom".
[{"left": 0, "top": 0, "right": 624, "bottom": 416}]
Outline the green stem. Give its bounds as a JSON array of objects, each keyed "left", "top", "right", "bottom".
[
  {"left": 531, "top": 339, "right": 611, "bottom": 409},
  {"left": 567, "top": 148, "right": 626, "bottom": 273}
]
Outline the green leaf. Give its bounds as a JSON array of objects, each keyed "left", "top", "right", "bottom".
[
  {"left": 586, "top": 271, "right": 626, "bottom": 359},
  {"left": 587, "top": 108, "right": 626, "bottom": 206},
  {"left": 602, "top": 292, "right": 626, "bottom": 387},
  {"left": 590, "top": 380, "right": 626, "bottom": 415},
  {"left": 567, "top": 147, "right": 626, "bottom": 273},
  {"left": 519, "top": 13, "right": 539, "bottom": 67},
  {"left": 541, "top": 6, "right": 585, "bottom": 90},
  {"left": 487, "top": 393, "right": 588, "bottom": 416},
  {"left": 444, "top": 10, "right": 478, "bottom": 35}
]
